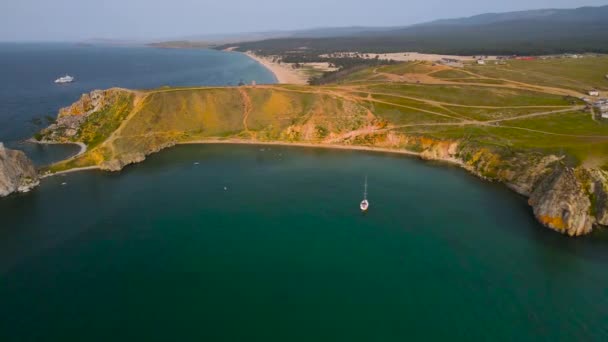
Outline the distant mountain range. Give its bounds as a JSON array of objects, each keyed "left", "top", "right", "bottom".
[
  {"left": 415, "top": 5, "right": 608, "bottom": 27},
  {"left": 201, "top": 5, "right": 608, "bottom": 55}
]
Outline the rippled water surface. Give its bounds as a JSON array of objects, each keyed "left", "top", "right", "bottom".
[{"left": 1, "top": 144, "right": 607, "bottom": 341}]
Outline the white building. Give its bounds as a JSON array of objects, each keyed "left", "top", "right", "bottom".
[
  {"left": 594, "top": 99, "right": 608, "bottom": 119},
  {"left": 476, "top": 59, "right": 486, "bottom": 65},
  {"left": 588, "top": 90, "right": 600, "bottom": 97}
]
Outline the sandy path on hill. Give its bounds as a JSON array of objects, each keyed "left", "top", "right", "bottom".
[{"left": 238, "top": 87, "right": 253, "bottom": 135}]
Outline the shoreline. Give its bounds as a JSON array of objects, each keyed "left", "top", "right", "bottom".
[
  {"left": 27, "top": 139, "right": 87, "bottom": 159},
  {"left": 31, "top": 139, "right": 607, "bottom": 236},
  {"left": 243, "top": 52, "right": 308, "bottom": 85},
  {"left": 42, "top": 139, "right": 463, "bottom": 177},
  {"left": 40, "top": 166, "right": 99, "bottom": 178},
  {"left": 180, "top": 139, "right": 423, "bottom": 157}
]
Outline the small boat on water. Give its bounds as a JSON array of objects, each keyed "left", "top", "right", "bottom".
[
  {"left": 54, "top": 75, "right": 75, "bottom": 84},
  {"left": 360, "top": 176, "right": 369, "bottom": 212}
]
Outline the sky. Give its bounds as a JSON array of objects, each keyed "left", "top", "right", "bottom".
[{"left": 1, "top": 0, "right": 607, "bottom": 41}]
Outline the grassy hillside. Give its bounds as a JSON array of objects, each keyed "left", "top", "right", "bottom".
[
  {"left": 41, "top": 56, "right": 608, "bottom": 174},
  {"left": 464, "top": 57, "right": 608, "bottom": 91}
]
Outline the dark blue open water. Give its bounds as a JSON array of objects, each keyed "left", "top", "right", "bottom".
[
  {"left": 0, "top": 43, "right": 275, "bottom": 164},
  {"left": 0, "top": 44, "right": 607, "bottom": 341}
]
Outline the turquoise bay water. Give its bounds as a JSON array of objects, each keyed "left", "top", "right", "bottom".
[
  {"left": 1, "top": 44, "right": 607, "bottom": 341},
  {"left": 1, "top": 145, "right": 608, "bottom": 341}
]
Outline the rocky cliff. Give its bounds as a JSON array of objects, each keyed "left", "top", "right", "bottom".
[
  {"left": 0, "top": 143, "right": 39, "bottom": 197},
  {"left": 417, "top": 140, "right": 608, "bottom": 236},
  {"left": 528, "top": 167, "right": 594, "bottom": 236}
]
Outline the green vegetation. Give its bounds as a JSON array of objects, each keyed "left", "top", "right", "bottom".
[
  {"left": 362, "top": 84, "right": 574, "bottom": 107},
  {"left": 77, "top": 93, "right": 134, "bottom": 148},
  {"left": 466, "top": 57, "right": 608, "bottom": 91},
  {"left": 377, "top": 62, "right": 438, "bottom": 75},
  {"left": 43, "top": 56, "right": 608, "bottom": 174},
  {"left": 430, "top": 69, "right": 474, "bottom": 79},
  {"left": 507, "top": 111, "right": 607, "bottom": 136}
]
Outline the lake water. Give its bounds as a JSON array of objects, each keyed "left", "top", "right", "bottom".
[
  {"left": 0, "top": 43, "right": 276, "bottom": 164},
  {"left": 0, "top": 44, "right": 607, "bottom": 341}
]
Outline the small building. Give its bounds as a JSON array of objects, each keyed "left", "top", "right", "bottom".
[
  {"left": 251, "top": 80, "right": 257, "bottom": 87},
  {"left": 594, "top": 99, "right": 608, "bottom": 119},
  {"left": 589, "top": 90, "right": 600, "bottom": 97},
  {"left": 476, "top": 59, "right": 485, "bottom": 65}
]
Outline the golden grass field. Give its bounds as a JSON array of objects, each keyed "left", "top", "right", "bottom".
[{"left": 46, "top": 56, "right": 608, "bottom": 172}]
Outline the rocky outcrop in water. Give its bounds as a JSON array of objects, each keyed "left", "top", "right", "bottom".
[
  {"left": 528, "top": 167, "right": 594, "bottom": 236},
  {"left": 0, "top": 143, "right": 39, "bottom": 197}
]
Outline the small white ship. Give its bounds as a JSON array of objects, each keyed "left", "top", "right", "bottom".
[
  {"left": 54, "top": 75, "right": 75, "bottom": 84},
  {"left": 360, "top": 176, "right": 369, "bottom": 212}
]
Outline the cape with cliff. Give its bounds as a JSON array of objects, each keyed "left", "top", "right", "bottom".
[{"left": 5, "top": 56, "right": 608, "bottom": 237}]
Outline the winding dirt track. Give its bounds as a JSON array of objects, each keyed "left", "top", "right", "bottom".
[
  {"left": 78, "top": 62, "right": 601, "bottom": 163},
  {"left": 238, "top": 88, "right": 253, "bottom": 134},
  {"left": 367, "top": 64, "right": 584, "bottom": 97},
  {"left": 122, "top": 84, "right": 593, "bottom": 144}
]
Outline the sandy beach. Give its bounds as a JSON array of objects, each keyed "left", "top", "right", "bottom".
[{"left": 244, "top": 52, "right": 309, "bottom": 84}]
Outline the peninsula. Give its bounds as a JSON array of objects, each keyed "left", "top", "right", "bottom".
[{"left": 35, "top": 56, "right": 608, "bottom": 236}]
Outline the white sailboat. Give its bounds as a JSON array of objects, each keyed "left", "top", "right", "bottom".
[{"left": 360, "top": 176, "right": 369, "bottom": 212}]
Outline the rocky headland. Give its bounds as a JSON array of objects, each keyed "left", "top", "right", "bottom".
[
  {"left": 421, "top": 142, "right": 608, "bottom": 236},
  {"left": 0, "top": 143, "right": 39, "bottom": 197}
]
